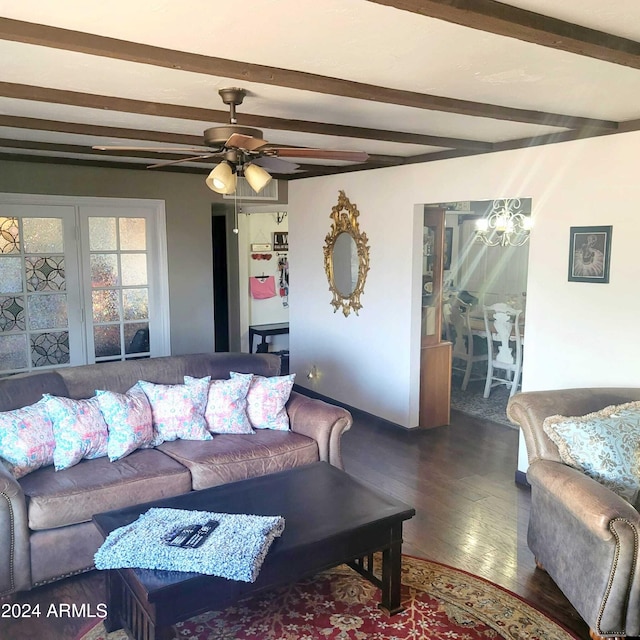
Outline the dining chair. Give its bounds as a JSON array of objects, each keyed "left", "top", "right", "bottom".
[
  {"left": 445, "top": 295, "right": 488, "bottom": 390},
  {"left": 482, "top": 302, "right": 524, "bottom": 398}
]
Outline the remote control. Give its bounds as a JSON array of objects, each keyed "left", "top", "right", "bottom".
[
  {"left": 182, "top": 520, "right": 219, "bottom": 549},
  {"left": 166, "top": 525, "right": 200, "bottom": 547}
]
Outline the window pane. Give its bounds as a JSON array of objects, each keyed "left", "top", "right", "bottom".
[
  {"left": 120, "top": 218, "right": 146, "bottom": 250},
  {"left": 31, "top": 331, "right": 70, "bottom": 367},
  {"left": 89, "top": 218, "right": 117, "bottom": 251},
  {"left": 0, "top": 217, "right": 20, "bottom": 254},
  {"left": 94, "top": 325, "right": 121, "bottom": 358},
  {"left": 0, "top": 257, "right": 23, "bottom": 293},
  {"left": 121, "top": 254, "right": 147, "bottom": 286},
  {"left": 23, "top": 218, "right": 64, "bottom": 253},
  {"left": 0, "top": 296, "right": 25, "bottom": 332},
  {"left": 123, "top": 288, "right": 148, "bottom": 321},
  {"left": 25, "top": 256, "right": 65, "bottom": 292},
  {"left": 91, "top": 254, "right": 119, "bottom": 287},
  {"left": 125, "top": 322, "right": 149, "bottom": 354},
  {"left": 0, "top": 334, "right": 28, "bottom": 370},
  {"left": 92, "top": 290, "right": 120, "bottom": 323},
  {"left": 28, "top": 294, "right": 68, "bottom": 330}
]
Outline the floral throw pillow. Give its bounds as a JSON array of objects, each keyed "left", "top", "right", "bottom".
[
  {"left": 543, "top": 401, "right": 640, "bottom": 505},
  {"left": 185, "top": 375, "right": 254, "bottom": 434},
  {"left": 230, "top": 372, "right": 295, "bottom": 431},
  {"left": 43, "top": 394, "right": 109, "bottom": 471},
  {"left": 138, "top": 379, "right": 212, "bottom": 446},
  {"left": 96, "top": 383, "right": 154, "bottom": 461},
  {"left": 0, "top": 398, "right": 56, "bottom": 478}
]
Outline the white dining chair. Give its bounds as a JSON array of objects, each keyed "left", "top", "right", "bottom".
[
  {"left": 482, "top": 302, "right": 524, "bottom": 398},
  {"left": 446, "top": 295, "right": 488, "bottom": 390}
]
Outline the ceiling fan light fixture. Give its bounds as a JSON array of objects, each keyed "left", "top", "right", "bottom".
[
  {"left": 205, "top": 161, "right": 236, "bottom": 194},
  {"left": 244, "top": 163, "right": 272, "bottom": 194}
]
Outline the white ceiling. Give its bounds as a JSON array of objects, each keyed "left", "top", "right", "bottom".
[{"left": 1, "top": 0, "right": 639, "bottom": 179}]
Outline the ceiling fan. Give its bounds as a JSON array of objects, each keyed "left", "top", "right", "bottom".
[{"left": 93, "top": 88, "right": 370, "bottom": 194}]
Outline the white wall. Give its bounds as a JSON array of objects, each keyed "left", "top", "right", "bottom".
[{"left": 288, "top": 131, "right": 640, "bottom": 436}]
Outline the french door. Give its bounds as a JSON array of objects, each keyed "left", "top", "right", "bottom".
[{"left": 0, "top": 195, "right": 169, "bottom": 376}]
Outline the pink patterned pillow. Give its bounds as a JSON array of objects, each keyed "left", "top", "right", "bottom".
[
  {"left": 43, "top": 394, "right": 109, "bottom": 471},
  {"left": 96, "top": 383, "right": 154, "bottom": 461},
  {"left": 0, "top": 398, "right": 56, "bottom": 478},
  {"left": 138, "top": 379, "right": 212, "bottom": 446},
  {"left": 230, "top": 372, "right": 295, "bottom": 431},
  {"left": 185, "top": 375, "right": 254, "bottom": 434}
]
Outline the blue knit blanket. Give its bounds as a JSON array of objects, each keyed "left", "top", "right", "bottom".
[{"left": 94, "top": 507, "right": 285, "bottom": 583}]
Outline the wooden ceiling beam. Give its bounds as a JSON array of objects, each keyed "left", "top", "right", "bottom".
[
  {"left": 0, "top": 115, "right": 205, "bottom": 147},
  {"left": 0, "top": 82, "right": 490, "bottom": 151},
  {"left": 0, "top": 137, "right": 404, "bottom": 175},
  {"left": 367, "top": 0, "right": 640, "bottom": 70},
  {"left": 0, "top": 17, "right": 615, "bottom": 131}
]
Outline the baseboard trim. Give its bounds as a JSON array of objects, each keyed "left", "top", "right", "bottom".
[{"left": 293, "top": 384, "right": 407, "bottom": 431}]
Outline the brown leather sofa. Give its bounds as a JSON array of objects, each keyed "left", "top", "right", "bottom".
[
  {"left": 508, "top": 388, "right": 640, "bottom": 639},
  {"left": 0, "top": 352, "right": 352, "bottom": 596}
]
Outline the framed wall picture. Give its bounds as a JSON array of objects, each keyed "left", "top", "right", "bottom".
[
  {"left": 273, "top": 231, "right": 288, "bottom": 251},
  {"left": 568, "top": 225, "right": 612, "bottom": 283}
]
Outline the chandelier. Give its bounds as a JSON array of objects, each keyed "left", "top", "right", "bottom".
[{"left": 475, "top": 199, "right": 532, "bottom": 247}]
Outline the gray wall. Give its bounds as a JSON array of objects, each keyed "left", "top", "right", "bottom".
[{"left": 0, "top": 159, "right": 286, "bottom": 355}]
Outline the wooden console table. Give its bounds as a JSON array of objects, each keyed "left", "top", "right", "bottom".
[{"left": 248, "top": 322, "right": 289, "bottom": 353}]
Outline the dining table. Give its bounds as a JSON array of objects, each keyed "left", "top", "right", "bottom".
[{"left": 468, "top": 311, "right": 525, "bottom": 342}]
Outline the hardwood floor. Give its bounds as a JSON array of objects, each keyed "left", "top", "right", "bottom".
[{"left": 0, "top": 409, "right": 590, "bottom": 640}]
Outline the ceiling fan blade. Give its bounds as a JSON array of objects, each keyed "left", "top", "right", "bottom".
[
  {"left": 147, "top": 153, "right": 218, "bottom": 169},
  {"left": 268, "top": 148, "right": 369, "bottom": 162},
  {"left": 253, "top": 156, "right": 300, "bottom": 174},
  {"left": 93, "top": 145, "right": 209, "bottom": 154},
  {"left": 225, "top": 133, "right": 268, "bottom": 151}
]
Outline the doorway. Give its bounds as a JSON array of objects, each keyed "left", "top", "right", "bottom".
[
  {"left": 211, "top": 204, "right": 241, "bottom": 352},
  {"left": 437, "top": 199, "right": 531, "bottom": 427}
]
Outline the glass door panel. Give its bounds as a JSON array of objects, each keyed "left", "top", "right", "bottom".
[{"left": 0, "top": 205, "right": 83, "bottom": 375}]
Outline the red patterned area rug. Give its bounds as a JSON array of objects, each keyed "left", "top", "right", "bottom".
[{"left": 78, "top": 555, "right": 577, "bottom": 640}]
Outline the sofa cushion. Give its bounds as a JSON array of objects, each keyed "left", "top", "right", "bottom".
[
  {"left": 231, "top": 372, "right": 296, "bottom": 431},
  {"left": 0, "top": 370, "right": 68, "bottom": 412},
  {"left": 543, "top": 400, "right": 640, "bottom": 505},
  {"left": 43, "top": 394, "right": 109, "bottom": 471},
  {"left": 96, "top": 383, "right": 154, "bottom": 461},
  {"left": 158, "top": 431, "right": 318, "bottom": 490},
  {"left": 138, "top": 379, "right": 212, "bottom": 446},
  {"left": 0, "top": 398, "right": 56, "bottom": 478},
  {"left": 185, "top": 375, "right": 254, "bottom": 434},
  {"left": 19, "top": 448, "right": 192, "bottom": 530}
]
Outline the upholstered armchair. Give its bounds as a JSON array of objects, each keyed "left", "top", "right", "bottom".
[{"left": 507, "top": 388, "right": 640, "bottom": 640}]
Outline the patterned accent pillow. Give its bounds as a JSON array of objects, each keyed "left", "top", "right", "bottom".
[
  {"left": 543, "top": 401, "right": 640, "bottom": 504},
  {"left": 138, "top": 379, "right": 212, "bottom": 446},
  {"left": 230, "top": 372, "right": 295, "bottom": 431},
  {"left": 96, "top": 383, "right": 154, "bottom": 461},
  {"left": 185, "top": 375, "right": 254, "bottom": 434},
  {"left": 43, "top": 394, "right": 109, "bottom": 471},
  {"left": 0, "top": 398, "right": 56, "bottom": 478}
]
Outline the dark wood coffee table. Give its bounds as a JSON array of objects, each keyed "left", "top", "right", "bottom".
[{"left": 93, "top": 462, "right": 415, "bottom": 640}]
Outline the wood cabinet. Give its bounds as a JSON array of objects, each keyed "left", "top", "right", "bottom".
[{"left": 419, "top": 208, "right": 452, "bottom": 428}]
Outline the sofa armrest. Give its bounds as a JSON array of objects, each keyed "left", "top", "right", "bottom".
[
  {"left": 527, "top": 460, "right": 640, "bottom": 635},
  {"left": 527, "top": 459, "right": 640, "bottom": 537},
  {"left": 507, "top": 387, "right": 640, "bottom": 464},
  {"left": 0, "top": 465, "right": 31, "bottom": 595},
  {"left": 286, "top": 391, "right": 353, "bottom": 469}
]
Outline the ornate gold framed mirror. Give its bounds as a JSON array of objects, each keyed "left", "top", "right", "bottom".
[{"left": 323, "top": 191, "right": 370, "bottom": 316}]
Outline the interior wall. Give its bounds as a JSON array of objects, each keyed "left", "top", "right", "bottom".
[
  {"left": 0, "top": 161, "right": 216, "bottom": 354},
  {"left": 0, "top": 160, "right": 287, "bottom": 356},
  {"left": 288, "top": 131, "right": 640, "bottom": 431}
]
